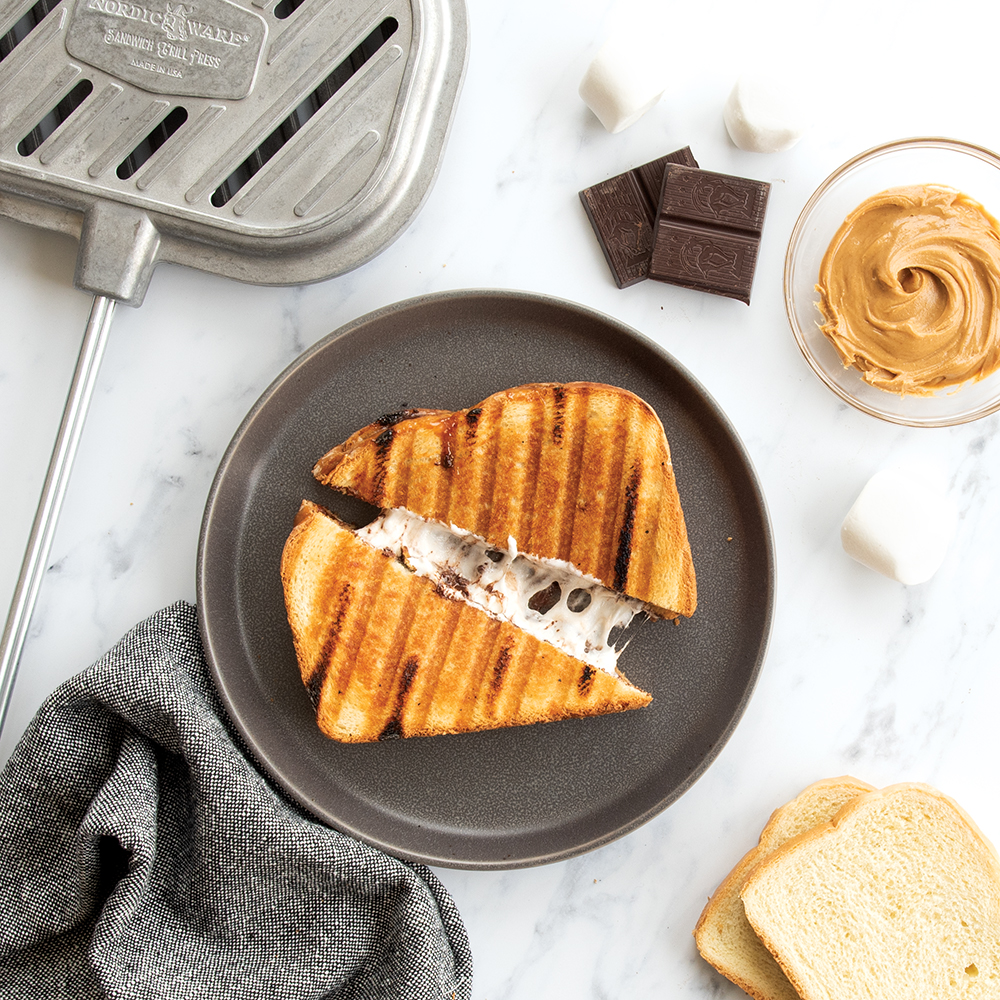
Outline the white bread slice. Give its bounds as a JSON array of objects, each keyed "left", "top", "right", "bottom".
[
  {"left": 694, "top": 776, "right": 874, "bottom": 1000},
  {"left": 740, "top": 783, "right": 1000, "bottom": 1000}
]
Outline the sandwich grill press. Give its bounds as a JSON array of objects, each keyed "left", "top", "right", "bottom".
[{"left": 0, "top": 0, "right": 468, "bottom": 730}]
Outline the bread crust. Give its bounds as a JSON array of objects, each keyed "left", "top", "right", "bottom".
[
  {"left": 281, "top": 500, "right": 652, "bottom": 742},
  {"left": 312, "top": 382, "right": 696, "bottom": 619}
]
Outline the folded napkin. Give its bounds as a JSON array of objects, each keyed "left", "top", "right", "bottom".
[{"left": 0, "top": 602, "right": 473, "bottom": 1000}]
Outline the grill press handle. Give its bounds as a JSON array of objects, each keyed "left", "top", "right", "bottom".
[
  {"left": 0, "top": 296, "right": 116, "bottom": 735},
  {"left": 0, "top": 202, "right": 160, "bottom": 738}
]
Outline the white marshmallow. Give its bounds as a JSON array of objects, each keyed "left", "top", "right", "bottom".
[
  {"left": 840, "top": 468, "right": 957, "bottom": 585},
  {"left": 723, "top": 74, "right": 810, "bottom": 153},
  {"left": 579, "top": 35, "right": 667, "bottom": 134}
]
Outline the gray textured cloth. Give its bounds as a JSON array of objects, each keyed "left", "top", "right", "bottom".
[{"left": 0, "top": 602, "right": 473, "bottom": 1000}]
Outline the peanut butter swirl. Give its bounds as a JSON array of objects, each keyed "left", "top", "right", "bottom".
[{"left": 816, "top": 185, "right": 1000, "bottom": 395}]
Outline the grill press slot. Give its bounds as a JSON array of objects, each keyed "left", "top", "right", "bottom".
[
  {"left": 273, "top": 0, "right": 305, "bottom": 19},
  {"left": 0, "top": 0, "right": 59, "bottom": 63},
  {"left": 38, "top": 81, "right": 121, "bottom": 165},
  {"left": 17, "top": 78, "right": 93, "bottom": 156},
  {"left": 211, "top": 15, "right": 397, "bottom": 208},
  {"left": 117, "top": 106, "right": 188, "bottom": 180}
]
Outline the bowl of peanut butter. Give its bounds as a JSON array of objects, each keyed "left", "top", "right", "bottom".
[{"left": 785, "top": 137, "right": 1000, "bottom": 426}]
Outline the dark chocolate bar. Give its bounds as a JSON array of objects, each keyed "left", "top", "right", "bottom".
[
  {"left": 579, "top": 146, "right": 698, "bottom": 288},
  {"left": 649, "top": 164, "right": 770, "bottom": 304}
]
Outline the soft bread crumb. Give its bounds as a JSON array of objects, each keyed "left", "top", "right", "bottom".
[{"left": 740, "top": 783, "right": 1000, "bottom": 1000}]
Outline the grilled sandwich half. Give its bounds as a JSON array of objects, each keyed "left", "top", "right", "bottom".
[
  {"left": 313, "top": 382, "right": 696, "bottom": 619},
  {"left": 282, "top": 500, "right": 653, "bottom": 742},
  {"left": 282, "top": 382, "right": 696, "bottom": 742}
]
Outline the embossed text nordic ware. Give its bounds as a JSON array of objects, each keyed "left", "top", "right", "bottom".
[{"left": 0, "top": 0, "right": 468, "bottom": 732}]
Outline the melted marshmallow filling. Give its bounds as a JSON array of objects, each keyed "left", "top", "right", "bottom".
[{"left": 355, "top": 508, "right": 644, "bottom": 672}]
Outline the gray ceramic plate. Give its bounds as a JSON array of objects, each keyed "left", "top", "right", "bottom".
[{"left": 197, "top": 289, "right": 774, "bottom": 870}]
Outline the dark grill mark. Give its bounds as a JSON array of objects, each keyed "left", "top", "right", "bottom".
[
  {"left": 307, "top": 582, "right": 353, "bottom": 708},
  {"left": 578, "top": 664, "right": 596, "bottom": 696},
  {"left": 440, "top": 417, "right": 457, "bottom": 469},
  {"left": 372, "top": 427, "right": 394, "bottom": 504},
  {"left": 490, "top": 643, "right": 513, "bottom": 696},
  {"left": 465, "top": 407, "right": 482, "bottom": 441},
  {"left": 552, "top": 385, "right": 566, "bottom": 444},
  {"left": 378, "top": 656, "right": 419, "bottom": 740},
  {"left": 614, "top": 465, "right": 641, "bottom": 591},
  {"left": 306, "top": 665, "right": 326, "bottom": 709},
  {"left": 556, "top": 388, "right": 589, "bottom": 559},
  {"left": 376, "top": 410, "right": 418, "bottom": 427},
  {"left": 567, "top": 588, "right": 592, "bottom": 613},
  {"left": 527, "top": 580, "right": 562, "bottom": 615}
]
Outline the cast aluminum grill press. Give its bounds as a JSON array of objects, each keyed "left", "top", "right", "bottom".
[{"left": 0, "top": 0, "right": 468, "bottom": 731}]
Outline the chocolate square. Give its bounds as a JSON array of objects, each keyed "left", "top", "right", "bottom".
[
  {"left": 649, "top": 164, "right": 770, "bottom": 304},
  {"left": 579, "top": 146, "right": 699, "bottom": 288}
]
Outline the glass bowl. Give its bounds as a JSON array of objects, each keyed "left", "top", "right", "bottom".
[{"left": 784, "top": 137, "right": 1000, "bottom": 427}]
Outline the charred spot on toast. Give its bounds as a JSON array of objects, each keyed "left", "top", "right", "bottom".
[
  {"left": 375, "top": 409, "right": 423, "bottom": 427},
  {"left": 613, "top": 465, "right": 641, "bottom": 592},
  {"left": 440, "top": 416, "right": 457, "bottom": 469},
  {"left": 551, "top": 384, "right": 566, "bottom": 443},
  {"left": 378, "top": 656, "right": 420, "bottom": 740},
  {"left": 578, "top": 663, "right": 595, "bottom": 696},
  {"left": 370, "top": 426, "right": 396, "bottom": 506},
  {"left": 306, "top": 665, "right": 326, "bottom": 710},
  {"left": 465, "top": 407, "right": 482, "bottom": 441},
  {"left": 490, "top": 643, "right": 514, "bottom": 699}
]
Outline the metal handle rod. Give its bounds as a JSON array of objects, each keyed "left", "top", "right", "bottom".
[{"left": 0, "top": 294, "right": 116, "bottom": 738}]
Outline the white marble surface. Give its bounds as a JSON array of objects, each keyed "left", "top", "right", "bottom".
[{"left": 3, "top": 0, "right": 1000, "bottom": 995}]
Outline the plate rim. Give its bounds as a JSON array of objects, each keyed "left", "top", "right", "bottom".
[{"left": 197, "top": 288, "right": 776, "bottom": 869}]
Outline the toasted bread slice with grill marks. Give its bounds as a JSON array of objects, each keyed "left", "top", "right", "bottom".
[
  {"left": 312, "top": 382, "right": 696, "bottom": 619},
  {"left": 281, "top": 500, "right": 652, "bottom": 742},
  {"left": 694, "top": 776, "right": 875, "bottom": 1000}
]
